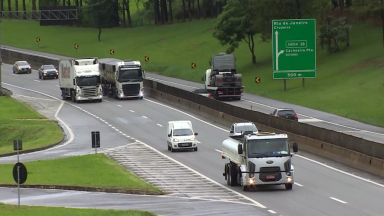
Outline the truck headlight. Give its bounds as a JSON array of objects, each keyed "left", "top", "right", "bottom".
[
  {"left": 189, "top": 137, "right": 195, "bottom": 141},
  {"left": 249, "top": 178, "right": 254, "bottom": 184},
  {"left": 173, "top": 138, "right": 179, "bottom": 142}
]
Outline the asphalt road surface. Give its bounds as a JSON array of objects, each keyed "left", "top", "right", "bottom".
[
  {"left": 145, "top": 73, "right": 384, "bottom": 144},
  {"left": 2, "top": 62, "right": 384, "bottom": 216},
  {"left": 3, "top": 45, "right": 383, "bottom": 143},
  {"left": 0, "top": 187, "right": 267, "bottom": 216}
]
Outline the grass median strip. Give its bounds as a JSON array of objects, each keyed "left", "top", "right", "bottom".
[
  {"left": 0, "top": 96, "right": 64, "bottom": 155},
  {"left": 0, "top": 153, "right": 162, "bottom": 195},
  {"left": 0, "top": 202, "right": 157, "bottom": 216}
]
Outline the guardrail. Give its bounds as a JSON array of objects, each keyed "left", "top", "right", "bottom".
[{"left": 1, "top": 46, "right": 383, "bottom": 163}]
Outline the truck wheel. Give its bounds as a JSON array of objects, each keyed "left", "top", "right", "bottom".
[
  {"left": 71, "top": 91, "right": 77, "bottom": 103},
  {"left": 171, "top": 147, "right": 175, "bottom": 152},
  {"left": 61, "top": 90, "right": 66, "bottom": 100},
  {"left": 285, "top": 183, "right": 293, "bottom": 190},
  {"left": 228, "top": 164, "right": 237, "bottom": 186},
  {"left": 194, "top": 147, "right": 198, "bottom": 151},
  {"left": 168, "top": 144, "right": 171, "bottom": 151},
  {"left": 233, "top": 97, "right": 241, "bottom": 101},
  {"left": 242, "top": 184, "right": 249, "bottom": 191},
  {"left": 226, "top": 165, "right": 231, "bottom": 186}
]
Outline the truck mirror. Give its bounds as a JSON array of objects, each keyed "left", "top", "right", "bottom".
[
  {"left": 230, "top": 130, "right": 234, "bottom": 133},
  {"left": 194, "top": 132, "right": 198, "bottom": 136},
  {"left": 168, "top": 134, "right": 171, "bottom": 137},
  {"left": 73, "top": 79, "right": 75, "bottom": 85},
  {"left": 237, "top": 144, "right": 243, "bottom": 154},
  {"left": 293, "top": 142, "right": 298, "bottom": 153}
]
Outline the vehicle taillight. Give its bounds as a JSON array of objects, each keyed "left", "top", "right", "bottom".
[
  {"left": 294, "top": 115, "right": 298, "bottom": 119},
  {"left": 208, "top": 94, "right": 211, "bottom": 98},
  {"left": 240, "top": 89, "right": 243, "bottom": 93},
  {"left": 277, "top": 115, "right": 280, "bottom": 117}
]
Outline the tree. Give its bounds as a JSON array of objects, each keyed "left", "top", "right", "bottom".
[
  {"left": 182, "top": 0, "right": 186, "bottom": 21},
  {"left": 83, "top": 0, "right": 119, "bottom": 41},
  {"left": 32, "top": 0, "right": 36, "bottom": 11},
  {"left": 168, "top": 0, "right": 173, "bottom": 23},
  {"left": 122, "top": 0, "right": 132, "bottom": 26},
  {"left": 213, "top": 0, "right": 259, "bottom": 64}
]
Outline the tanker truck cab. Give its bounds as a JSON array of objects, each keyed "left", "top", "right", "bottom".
[
  {"left": 167, "top": 121, "right": 198, "bottom": 152},
  {"left": 222, "top": 131, "right": 299, "bottom": 191}
]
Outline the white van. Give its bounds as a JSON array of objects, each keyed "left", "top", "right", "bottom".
[{"left": 167, "top": 120, "right": 198, "bottom": 152}]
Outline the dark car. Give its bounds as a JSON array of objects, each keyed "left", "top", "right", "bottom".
[
  {"left": 38, "top": 65, "right": 58, "bottom": 80},
  {"left": 271, "top": 108, "right": 298, "bottom": 121},
  {"left": 13, "top": 61, "right": 31, "bottom": 74}
]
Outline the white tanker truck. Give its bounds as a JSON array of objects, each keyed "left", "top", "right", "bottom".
[{"left": 221, "top": 130, "right": 298, "bottom": 191}]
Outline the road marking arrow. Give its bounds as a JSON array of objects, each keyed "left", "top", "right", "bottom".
[{"left": 275, "top": 31, "right": 284, "bottom": 71}]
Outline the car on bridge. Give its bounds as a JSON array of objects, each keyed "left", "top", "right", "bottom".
[
  {"left": 271, "top": 108, "right": 298, "bottom": 121},
  {"left": 38, "top": 64, "right": 58, "bottom": 80},
  {"left": 13, "top": 61, "right": 31, "bottom": 74}
]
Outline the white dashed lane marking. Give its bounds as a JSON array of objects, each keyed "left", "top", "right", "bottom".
[
  {"left": 142, "top": 116, "right": 147, "bottom": 118},
  {"left": 117, "top": 105, "right": 122, "bottom": 107},
  {"left": 268, "top": 210, "right": 276, "bottom": 214},
  {"left": 330, "top": 197, "right": 347, "bottom": 204},
  {"left": 294, "top": 183, "right": 303, "bottom": 187},
  {"left": 129, "top": 110, "right": 135, "bottom": 112},
  {"left": 11, "top": 74, "right": 18, "bottom": 76},
  {"left": 34, "top": 80, "right": 40, "bottom": 82},
  {"left": 157, "top": 124, "right": 163, "bottom": 127}
]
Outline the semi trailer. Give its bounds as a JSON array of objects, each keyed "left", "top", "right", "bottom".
[
  {"left": 59, "top": 58, "right": 102, "bottom": 103},
  {"left": 99, "top": 58, "right": 145, "bottom": 100},
  {"left": 221, "top": 130, "right": 298, "bottom": 191}
]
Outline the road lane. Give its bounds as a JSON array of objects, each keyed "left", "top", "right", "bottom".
[
  {"left": 145, "top": 73, "right": 384, "bottom": 143},
  {"left": 2, "top": 64, "right": 384, "bottom": 216}
]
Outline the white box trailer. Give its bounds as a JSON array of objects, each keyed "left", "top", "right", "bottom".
[
  {"left": 99, "top": 58, "right": 145, "bottom": 100},
  {"left": 59, "top": 58, "right": 102, "bottom": 103},
  {"left": 221, "top": 131, "right": 299, "bottom": 191}
]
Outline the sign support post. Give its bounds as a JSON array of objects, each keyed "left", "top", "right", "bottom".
[
  {"left": 13, "top": 140, "right": 22, "bottom": 208},
  {"left": 91, "top": 131, "right": 100, "bottom": 154},
  {"left": 272, "top": 19, "right": 316, "bottom": 91}
]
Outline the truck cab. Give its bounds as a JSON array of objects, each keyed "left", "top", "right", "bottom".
[
  {"left": 222, "top": 131, "right": 299, "bottom": 191},
  {"left": 229, "top": 122, "right": 258, "bottom": 136},
  {"left": 167, "top": 121, "right": 198, "bottom": 152}
]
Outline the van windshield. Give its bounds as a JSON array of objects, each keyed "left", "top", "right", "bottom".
[{"left": 173, "top": 129, "right": 193, "bottom": 136}]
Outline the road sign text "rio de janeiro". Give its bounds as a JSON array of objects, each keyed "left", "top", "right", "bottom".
[{"left": 272, "top": 19, "right": 316, "bottom": 79}]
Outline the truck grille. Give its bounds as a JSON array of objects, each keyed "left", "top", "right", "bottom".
[
  {"left": 259, "top": 166, "right": 282, "bottom": 182},
  {"left": 80, "top": 86, "right": 98, "bottom": 97},
  {"left": 122, "top": 84, "right": 140, "bottom": 96},
  {"left": 178, "top": 143, "right": 192, "bottom": 147}
]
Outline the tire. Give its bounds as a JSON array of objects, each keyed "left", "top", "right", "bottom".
[
  {"left": 285, "top": 183, "right": 293, "bottom": 190},
  {"left": 71, "top": 91, "right": 77, "bottom": 103},
  {"left": 233, "top": 97, "right": 241, "bottom": 101},
  {"left": 194, "top": 147, "right": 198, "bottom": 151},
  {"left": 168, "top": 144, "right": 171, "bottom": 151},
  {"left": 171, "top": 147, "right": 175, "bottom": 152},
  {"left": 61, "top": 90, "right": 66, "bottom": 100},
  {"left": 228, "top": 164, "right": 237, "bottom": 186}
]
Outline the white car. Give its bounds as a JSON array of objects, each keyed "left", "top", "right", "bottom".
[
  {"left": 229, "top": 122, "right": 258, "bottom": 136},
  {"left": 167, "top": 120, "right": 198, "bottom": 152}
]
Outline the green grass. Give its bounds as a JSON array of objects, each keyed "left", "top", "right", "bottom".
[
  {"left": 0, "top": 202, "right": 157, "bottom": 216},
  {"left": 2, "top": 20, "right": 384, "bottom": 127},
  {"left": 0, "top": 153, "right": 161, "bottom": 193},
  {"left": 0, "top": 96, "right": 63, "bottom": 155}
]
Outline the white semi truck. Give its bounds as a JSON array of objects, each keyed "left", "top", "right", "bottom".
[
  {"left": 59, "top": 58, "right": 103, "bottom": 103},
  {"left": 99, "top": 58, "right": 145, "bottom": 100},
  {"left": 221, "top": 131, "right": 299, "bottom": 191}
]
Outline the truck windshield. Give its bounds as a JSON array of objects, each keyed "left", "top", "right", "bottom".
[
  {"left": 235, "top": 125, "right": 257, "bottom": 133},
  {"left": 76, "top": 76, "right": 100, "bottom": 86},
  {"left": 173, "top": 129, "right": 193, "bottom": 136},
  {"left": 119, "top": 68, "right": 143, "bottom": 82},
  {"left": 247, "top": 138, "right": 289, "bottom": 158}
]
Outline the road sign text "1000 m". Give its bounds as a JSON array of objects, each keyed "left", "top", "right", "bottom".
[{"left": 272, "top": 19, "right": 316, "bottom": 79}]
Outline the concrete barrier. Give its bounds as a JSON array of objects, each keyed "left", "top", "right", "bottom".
[
  {"left": 144, "top": 81, "right": 384, "bottom": 178},
  {"left": 2, "top": 46, "right": 383, "bottom": 177},
  {"left": 144, "top": 79, "right": 384, "bottom": 160}
]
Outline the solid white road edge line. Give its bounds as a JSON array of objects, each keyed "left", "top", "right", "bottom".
[
  {"left": 146, "top": 76, "right": 384, "bottom": 136},
  {"left": 142, "top": 98, "right": 384, "bottom": 189},
  {"left": 329, "top": 197, "right": 347, "bottom": 204},
  {"left": 1, "top": 82, "right": 269, "bottom": 209},
  {"left": 267, "top": 210, "right": 277, "bottom": 214}
]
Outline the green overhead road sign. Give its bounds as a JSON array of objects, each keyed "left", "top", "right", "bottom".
[{"left": 272, "top": 19, "right": 316, "bottom": 79}]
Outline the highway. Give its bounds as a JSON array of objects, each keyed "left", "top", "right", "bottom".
[
  {"left": 146, "top": 73, "right": 384, "bottom": 144},
  {"left": 3, "top": 45, "right": 383, "bottom": 144},
  {"left": 2, "top": 62, "right": 384, "bottom": 216}
]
